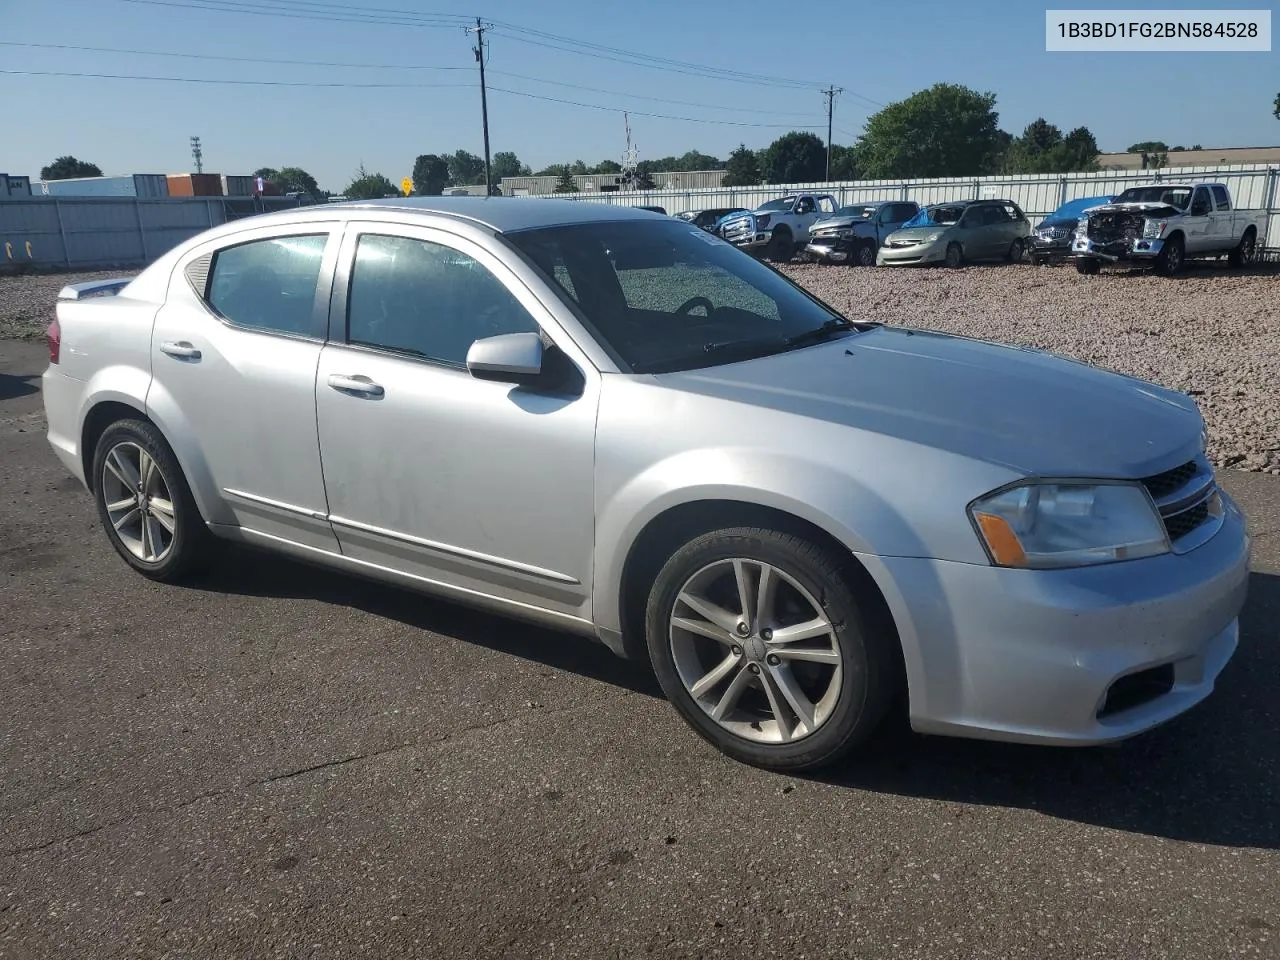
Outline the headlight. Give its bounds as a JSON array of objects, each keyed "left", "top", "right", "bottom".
[
  {"left": 924, "top": 232, "right": 943, "bottom": 242},
  {"left": 756, "top": 214, "right": 771, "bottom": 229},
  {"left": 1142, "top": 219, "right": 1166, "bottom": 239},
  {"left": 835, "top": 228, "right": 853, "bottom": 238},
  {"left": 969, "top": 481, "right": 1170, "bottom": 569}
]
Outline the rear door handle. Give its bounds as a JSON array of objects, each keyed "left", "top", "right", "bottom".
[
  {"left": 327, "top": 374, "right": 384, "bottom": 398},
  {"left": 160, "top": 340, "right": 201, "bottom": 360}
]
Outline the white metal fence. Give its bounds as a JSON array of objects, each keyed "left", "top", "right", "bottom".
[{"left": 544, "top": 163, "right": 1280, "bottom": 246}]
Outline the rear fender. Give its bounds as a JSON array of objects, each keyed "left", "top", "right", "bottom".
[{"left": 142, "top": 377, "right": 231, "bottom": 525}]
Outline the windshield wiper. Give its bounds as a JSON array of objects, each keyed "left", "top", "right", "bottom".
[{"left": 784, "top": 317, "right": 854, "bottom": 348}]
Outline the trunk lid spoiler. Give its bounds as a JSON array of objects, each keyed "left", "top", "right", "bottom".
[{"left": 57, "top": 278, "right": 133, "bottom": 301}]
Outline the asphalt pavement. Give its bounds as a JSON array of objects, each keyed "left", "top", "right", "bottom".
[{"left": 1, "top": 339, "right": 1277, "bottom": 960}]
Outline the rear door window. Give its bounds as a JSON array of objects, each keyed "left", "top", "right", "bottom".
[{"left": 206, "top": 234, "right": 328, "bottom": 336}]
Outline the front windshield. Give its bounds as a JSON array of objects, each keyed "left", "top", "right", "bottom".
[
  {"left": 904, "top": 204, "right": 965, "bottom": 227},
  {"left": 755, "top": 197, "right": 795, "bottom": 212},
  {"left": 834, "top": 206, "right": 877, "bottom": 219},
  {"left": 505, "top": 219, "right": 862, "bottom": 374},
  {"left": 1113, "top": 187, "right": 1192, "bottom": 209}
]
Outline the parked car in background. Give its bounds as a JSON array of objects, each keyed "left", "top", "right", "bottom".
[
  {"left": 1071, "top": 182, "right": 1265, "bottom": 276},
  {"left": 878, "top": 200, "right": 1031, "bottom": 268},
  {"left": 804, "top": 201, "right": 921, "bottom": 266},
  {"left": 637, "top": 204, "right": 668, "bottom": 215},
  {"left": 676, "top": 207, "right": 749, "bottom": 233},
  {"left": 719, "top": 194, "right": 839, "bottom": 262},
  {"left": 43, "top": 197, "right": 1250, "bottom": 774},
  {"left": 1027, "top": 196, "right": 1114, "bottom": 266}
]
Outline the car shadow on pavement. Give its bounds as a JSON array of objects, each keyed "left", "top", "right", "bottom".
[
  {"left": 199, "top": 545, "right": 664, "bottom": 699},
  {"left": 821, "top": 570, "right": 1280, "bottom": 850},
  {"left": 0, "top": 370, "right": 39, "bottom": 401}
]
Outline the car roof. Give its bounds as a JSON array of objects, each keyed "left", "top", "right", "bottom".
[{"left": 247, "top": 196, "right": 670, "bottom": 234}]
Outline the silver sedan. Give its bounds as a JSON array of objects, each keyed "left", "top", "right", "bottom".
[{"left": 42, "top": 198, "right": 1250, "bottom": 772}]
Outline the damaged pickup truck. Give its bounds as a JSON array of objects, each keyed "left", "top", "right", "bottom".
[{"left": 1071, "top": 181, "right": 1266, "bottom": 276}]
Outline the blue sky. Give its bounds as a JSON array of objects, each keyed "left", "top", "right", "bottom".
[{"left": 3, "top": 0, "right": 1276, "bottom": 191}]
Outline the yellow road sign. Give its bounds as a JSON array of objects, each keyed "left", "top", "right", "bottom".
[{"left": 401, "top": 177, "right": 413, "bottom": 196}]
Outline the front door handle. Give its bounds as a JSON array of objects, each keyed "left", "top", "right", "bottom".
[
  {"left": 160, "top": 340, "right": 201, "bottom": 360},
  {"left": 327, "top": 374, "right": 385, "bottom": 398}
]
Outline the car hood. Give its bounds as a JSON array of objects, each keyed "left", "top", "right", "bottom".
[
  {"left": 1085, "top": 202, "right": 1184, "bottom": 218},
  {"left": 811, "top": 216, "right": 871, "bottom": 231},
  {"left": 662, "top": 326, "right": 1201, "bottom": 478},
  {"left": 887, "top": 225, "right": 956, "bottom": 241}
]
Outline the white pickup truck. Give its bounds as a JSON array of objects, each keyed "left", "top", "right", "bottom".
[
  {"left": 719, "top": 193, "right": 839, "bottom": 262},
  {"left": 1071, "top": 181, "right": 1266, "bottom": 276}
]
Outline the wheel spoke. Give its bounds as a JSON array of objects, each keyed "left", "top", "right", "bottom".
[
  {"left": 145, "top": 515, "right": 166, "bottom": 559},
  {"left": 140, "top": 511, "right": 153, "bottom": 559},
  {"left": 754, "top": 563, "right": 777, "bottom": 630},
  {"left": 710, "top": 665, "right": 752, "bottom": 721},
  {"left": 757, "top": 669, "right": 794, "bottom": 742},
  {"left": 138, "top": 449, "right": 155, "bottom": 495},
  {"left": 732, "top": 559, "right": 754, "bottom": 626},
  {"left": 150, "top": 502, "right": 176, "bottom": 534},
  {"left": 773, "top": 647, "right": 840, "bottom": 665},
  {"left": 689, "top": 652, "right": 741, "bottom": 699},
  {"left": 671, "top": 615, "right": 735, "bottom": 646},
  {"left": 767, "top": 664, "right": 817, "bottom": 733},
  {"left": 112, "top": 506, "right": 140, "bottom": 533},
  {"left": 676, "top": 591, "right": 739, "bottom": 633},
  {"left": 105, "top": 496, "right": 136, "bottom": 513},
  {"left": 106, "top": 448, "right": 139, "bottom": 490},
  {"left": 769, "top": 617, "right": 832, "bottom": 646}
]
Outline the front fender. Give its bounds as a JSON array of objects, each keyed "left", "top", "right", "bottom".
[{"left": 592, "top": 447, "right": 938, "bottom": 636}]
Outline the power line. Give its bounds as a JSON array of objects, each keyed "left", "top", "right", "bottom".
[
  {"left": 465, "top": 18, "right": 493, "bottom": 196},
  {"left": 0, "top": 68, "right": 472, "bottom": 88},
  {"left": 119, "top": 0, "right": 469, "bottom": 29},
  {"left": 0, "top": 39, "right": 472, "bottom": 70},
  {"left": 485, "top": 87, "right": 828, "bottom": 130}
]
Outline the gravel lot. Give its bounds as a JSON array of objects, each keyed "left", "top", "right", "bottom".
[{"left": 2, "top": 260, "right": 1276, "bottom": 471}]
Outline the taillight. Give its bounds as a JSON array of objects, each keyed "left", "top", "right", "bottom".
[{"left": 47, "top": 318, "right": 61, "bottom": 364}]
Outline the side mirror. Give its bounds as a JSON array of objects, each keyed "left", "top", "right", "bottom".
[{"left": 466, "top": 332, "right": 544, "bottom": 384}]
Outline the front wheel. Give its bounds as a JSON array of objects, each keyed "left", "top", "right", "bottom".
[
  {"left": 1007, "top": 237, "right": 1025, "bottom": 262},
  {"left": 645, "top": 527, "right": 897, "bottom": 772},
  {"left": 1075, "top": 257, "right": 1100, "bottom": 275},
  {"left": 765, "top": 231, "right": 793, "bottom": 263},
  {"left": 91, "top": 418, "right": 215, "bottom": 583},
  {"left": 1156, "top": 235, "right": 1184, "bottom": 276},
  {"left": 944, "top": 242, "right": 963, "bottom": 269},
  {"left": 856, "top": 241, "right": 877, "bottom": 267}
]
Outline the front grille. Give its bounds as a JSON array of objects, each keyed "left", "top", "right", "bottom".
[
  {"left": 1140, "top": 457, "right": 1217, "bottom": 545},
  {"left": 1141, "top": 460, "right": 1198, "bottom": 500},
  {"left": 888, "top": 239, "right": 919, "bottom": 248}
]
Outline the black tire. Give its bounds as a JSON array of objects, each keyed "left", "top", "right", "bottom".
[
  {"left": 1029, "top": 254, "right": 1044, "bottom": 267},
  {"left": 765, "top": 229, "right": 793, "bottom": 263},
  {"left": 855, "top": 241, "right": 877, "bottom": 267},
  {"left": 91, "top": 418, "right": 216, "bottom": 583},
  {"left": 1228, "top": 227, "right": 1257, "bottom": 268},
  {"left": 1075, "top": 257, "right": 1100, "bottom": 275},
  {"left": 644, "top": 526, "right": 897, "bottom": 773},
  {"left": 1156, "top": 234, "right": 1184, "bottom": 276},
  {"left": 1007, "top": 237, "right": 1025, "bottom": 262},
  {"left": 944, "top": 242, "right": 963, "bottom": 269}
]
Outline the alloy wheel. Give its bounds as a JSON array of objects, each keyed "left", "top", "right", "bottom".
[
  {"left": 101, "top": 441, "right": 176, "bottom": 563},
  {"left": 669, "top": 558, "right": 843, "bottom": 744}
]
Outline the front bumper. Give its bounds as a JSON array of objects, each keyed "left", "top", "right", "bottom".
[
  {"left": 877, "top": 238, "right": 947, "bottom": 266},
  {"left": 1072, "top": 235, "right": 1165, "bottom": 262},
  {"left": 871, "top": 492, "right": 1251, "bottom": 746},
  {"left": 1027, "top": 236, "right": 1073, "bottom": 261},
  {"left": 803, "top": 239, "right": 853, "bottom": 262}
]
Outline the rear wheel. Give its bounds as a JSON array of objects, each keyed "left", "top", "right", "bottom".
[
  {"left": 1156, "top": 234, "right": 1184, "bottom": 276},
  {"left": 91, "top": 418, "right": 215, "bottom": 583},
  {"left": 1007, "top": 237, "right": 1025, "bottom": 262},
  {"left": 765, "top": 229, "right": 793, "bottom": 263},
  {"left": 1075, "top": 257, "right": 1100, "bottom": 275},
  {"left": 944, "top": 242, "right": 963, "bottom": 269},
  {"left": 645, "top": 526, "right": 897, "bottom": 772},
  {"left": 1228, "top": 228, "right": 1257, "bottom": 268}
]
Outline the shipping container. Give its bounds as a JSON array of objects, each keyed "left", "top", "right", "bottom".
[
  {"left": 38, "top": 174, "right": 169, "bottom": 198},
  {"left": 166, "top": 173, "right": 224, "bottom": 197},
  {"left": 0, "top": 174, "right": 33, "bottom": 199},
  {"left": 221, "top": 174, "right": 255, "bottom": 196}
]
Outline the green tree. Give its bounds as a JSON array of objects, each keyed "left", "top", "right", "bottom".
[
  {"left": 412, "top": 154, "right": 449, "bottom": 195},
  {"left": 533, "top": 162, "right": 568, "bottom": 177},
  {"left": 827, "top": 144, "right": 858, "bottom": 180},
  {"left": 592, "top": 159, "right": 623, "bottom": 174},
  {"left": 722, "top": 143, "right": 761, "bottom": 186},
  {"left": 1128, "top": 140, "right": 1169, "bottom": 169},
  {"left": 491, "top": 151, "right": 530, "bottom": 181},
  {"left": 1003, "top": 120, "right": 1099, "bottom": 174},
  {"left": 344, "top": 166, "right": 397, "bottom": 200},
  {"left": 41, "top": 156, "right": 103, "bottom": 180},
  {"left": 632, "top": 164, "right": 657, "bottom": 190},
  {"left": 760, "top": 131, "right": 827, "bottom": 183},
  {"left": 552, "top": 169, "right": 579, "bottom": 193},
  {"left": 854, "top": 83, "right": 1002, "bottom": 178},
  {"left": 253, "top": 166, "right": 280, "bottom": 182},
  {"left": 275, "top": 166, "right": 320, "bottom": 198},
  {"left": 1273, "top": 91, "right": 1279, "bottom": 119},
  {"left": 447, "top": 150, "right": 485, "bottom": 185},
  {"left": 569, "top": 159, "right": 589, "bottom": 176}
]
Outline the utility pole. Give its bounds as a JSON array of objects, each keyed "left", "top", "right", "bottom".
[
  {"left": 467, "top": 18, "right": 493, "bottom": 195},
  {"left": 822, "top": 86, "right": 842, "bottom": 181}
]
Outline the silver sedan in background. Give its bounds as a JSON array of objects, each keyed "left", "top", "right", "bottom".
[{"left": 42, "top": 198, "right": 1249, "bottom": 772}]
